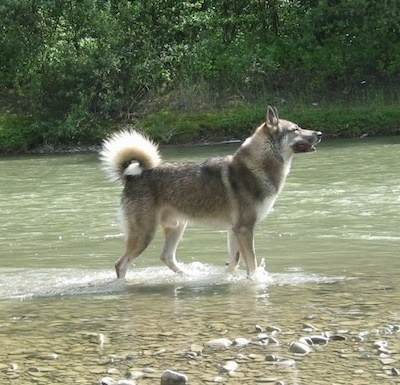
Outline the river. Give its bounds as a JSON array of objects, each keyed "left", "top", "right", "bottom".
[{"left": 0, "top": 137, "right": 399, "bottom": 384}]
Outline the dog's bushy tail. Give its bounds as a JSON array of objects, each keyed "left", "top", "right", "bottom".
[{"left": 100, "top": 129, "right": 161, "bottom": 183}]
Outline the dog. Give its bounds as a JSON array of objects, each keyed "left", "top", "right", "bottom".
[{"left": 100, "top": 106, "right": 322, "bottom": 279}]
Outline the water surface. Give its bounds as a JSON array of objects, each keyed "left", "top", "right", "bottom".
[{"left": 0, "top": 137, "right": 399, "bottom": 384}]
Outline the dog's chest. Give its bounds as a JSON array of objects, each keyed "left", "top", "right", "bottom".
[{"left": 255, "top": 195, "right": 277, "bottom": 224}]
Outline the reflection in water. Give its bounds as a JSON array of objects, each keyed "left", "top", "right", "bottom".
[{"left": 0, "top": 137, "right": 400, "bottom": 384}]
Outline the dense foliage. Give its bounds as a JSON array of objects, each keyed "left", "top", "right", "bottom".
[{"left": 0, "top": 0, "right": 399, "bottom": 149}]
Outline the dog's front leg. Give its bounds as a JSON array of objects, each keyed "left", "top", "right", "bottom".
[
  {"left": 232, "top": 226, "right": 257, "bottom": 277},
  {"left": 226, "top": 229, "right": 240, "bottom": 272}
]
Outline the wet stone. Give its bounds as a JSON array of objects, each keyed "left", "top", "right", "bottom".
[
  {"left": 275, "top": 359, "right": 296, "bottom": 368},
  {"left": 116, "top": 380, "right": 136, "bottom": 385},
  {"left": 380, "top": 357, "right": 397, "bottom": 365},
  {"left": 190, "top": 344, "right": 204, "bottom": 355},
  {"left": 265, "top": 355, "right": 282, "bottom": 362},
  {"left": 391, "top": 368, "right": 400, "bottom": 376},
  {"left": 222, "top": 360, "right": 238, "bottom": 372},
  {"left": 309, "top": 335, "right": 329, "bottom": 345},
  {"left": 233, "top": 337, "right": 250, "bottom": 347},
  {"left": 330, "top": 334, "right": 347, "bottom": 341},
  {"left": 100, "top": 377, "right": 115, "bottom": 385},
  {"left": 373, "top": 340, "right": 388, "bottom": 349},
  {"left": 265, "top": 326, "right": 282, "bottom": 333},
  {"left": 298, "top": 337, "right": 313, "bottom": 346},
  {"left": 206, "top": 338, "right": 232, "bottom": 348},
  {"left": 257, "top": 377, "right": 278, "bottom": 383},
  {"left": 248, "top": 354, "right": 265, "bottom": 361},
  {"left": 160, "top": 369, "right": 188, "bottom": 385},
  {"left": 289, "top": 341, "right": 312, "bottom": 355}
]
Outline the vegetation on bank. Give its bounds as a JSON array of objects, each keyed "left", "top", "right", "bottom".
[
  {"left": 1, "top": 104, "right": 399, "bottom": 153},
  {"left": 0, "top": 0, "right": 399, "bottom": 152}
]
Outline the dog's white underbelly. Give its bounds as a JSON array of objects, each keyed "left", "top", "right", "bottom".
[{"left": 255, "top": 195, "right": 277, "bottom": 224}]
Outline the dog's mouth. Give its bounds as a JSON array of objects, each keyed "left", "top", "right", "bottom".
[{"left": 293, "top": 142, "right": 316, "bottom": 153}]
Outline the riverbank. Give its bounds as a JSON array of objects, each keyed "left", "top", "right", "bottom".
[{"left": 1, "top": 104, "right": 399, "bottom": 154}]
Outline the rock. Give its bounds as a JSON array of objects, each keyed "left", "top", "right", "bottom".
[
  {"left": 206, "top": 338, "right": 233, "bottom": 348},
  {"left": 289, "top": 341, "right": 312, "bottom": 355},
  {"left": 265, "top": 326, "right": 282, "bottom": 333},
  {"left": 380, "top": 358, "right": 397, "bottom": 365},
  {"left": 222, "top": 361, "right": 238, "bottom": 372},
  {"left": 251, "top": 333, "right": 269, "bottom": 345},
  {"left": 298, "top": 337, "right": 313, "bottom": 346},
  {"left": 265, "top": 354, "right": 280, "bottom": 362},
  {"left": 309, "top": 335, "right": 329, "bottom": 345},
  {"left": 127, "top": 371, "right": 143, "bottom": 380},
  {"left": 190, "top": 344, "right": 203, "bottom": 355},
  {"left": 233, "top": 337, "right": 250, "bottom": 346},
  {"left": 99, "top": 377, "right": 114, "bottom": 385},
  {"left": 160, "top": 370, "right": 188, "bottom": 385},
  {"left": 330, "top": 334, "right": 346, "bottom": 341},
  {"left": 275, "top": 359, "right": 296, "bottom": 368},
  {"left": 116, "top": 380, "right": 136, "bottom": 385},
  {"left": 373, "top": 340, "right": 388, "bottom": 349},
  {"left": 254, "top": 324, "right": 264, "bottom": 332},
  {"left": 391, "top": 368, "right": 400, "bottom": 376},
  {"left": 302, "top": 323, "right": 317, "bottom": 332},
  {"left": 268, "top": 336, "right": 280, "bottom": 345}
]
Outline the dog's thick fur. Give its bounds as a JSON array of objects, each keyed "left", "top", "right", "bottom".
[{"left": 100, "top": 106, "right": 322, "bottom": 278}]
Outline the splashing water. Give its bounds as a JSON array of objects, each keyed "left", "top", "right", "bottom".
[{"left": 0, "top": 260, "right": 346, "bottom": 300}]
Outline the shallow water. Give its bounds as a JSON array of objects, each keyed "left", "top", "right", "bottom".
[{"left": 1, "top": 137, "right": 400, "bottom": 384}]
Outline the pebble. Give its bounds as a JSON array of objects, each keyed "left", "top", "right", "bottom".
[
  {"left": 127, "top": 371, "right": 144, "bottom": 380},
  {"left": 206, "top": 338, "right": 233, "bottom": 348},
  {"left": 116, "top": 380, "right": 136, "bottom": 385},
  {"left": 391, "top": 368, "right": 400, "bottom": 376},
  {"left": 289, "top": 341, "right": 312, "bottom": 355},
  {"left": 160, "top": 369, "right": 188, "bottom": 385},
  {"left": 275, "top": 359, "right": 296, "bottom": 368},
  {"left": 222, "top": 360, "right": 238, "bottom": 372},
  {"left": 373, "top": 340, "right": 388, "bottom": 349},
  {"left": 380, "top": 357, "right": 397, "bottom": 365},
  {"left": 254, "top": 325, "right": 264, "bottom": 332},
  {"left": 190, "top": 344, "right": 204, "bottom": 355},
  {"left": 251, "top": 333, "right": 269, "bottom": 345},
  {"left": 99, "top": 377, "right": 114, "bottom": 385},
  {"left": 257, "top": 377, "right": 278, "bottom": 383},
  {"left": 265, "top": 326, "right": 282, "bottom": 333},
  {"left": 233, "top": 337, "right": 250, "bottom": 346},
  {"left": 309, "top": 335, "right": 329, "bottom": 345},
  {"left": 265, "top": 354, "right": 281, "bottom": 362}
]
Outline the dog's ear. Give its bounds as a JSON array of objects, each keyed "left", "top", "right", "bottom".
[{"left": 264, "top": 105, "right": 279, "bottom": 136}]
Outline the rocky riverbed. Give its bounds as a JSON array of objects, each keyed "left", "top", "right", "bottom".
[{"left": 1, "top": 307, "right": 400, "bottom": 385}]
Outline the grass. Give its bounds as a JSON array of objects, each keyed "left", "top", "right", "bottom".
[
  {"left": 139, "top": 105, "right": 400, "bottom": 144},
  {"left": 1, "top": 89, "right": 399, "bottom": 153}
]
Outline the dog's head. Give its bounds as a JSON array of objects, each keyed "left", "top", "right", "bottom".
[{"left": 264, "top": 106, "right": 322, "bottom": 156}]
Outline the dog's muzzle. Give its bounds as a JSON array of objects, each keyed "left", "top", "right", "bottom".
[{"left": 293, "top": 131, "right": 323, "bottom": 153}]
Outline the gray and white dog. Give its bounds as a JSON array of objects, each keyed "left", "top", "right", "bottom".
[{"left": 100, "top": 106, "right": 322, "bottom": 278}]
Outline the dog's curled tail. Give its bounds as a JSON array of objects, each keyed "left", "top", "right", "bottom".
[{"left": 100, "top": 129, "right": 161, "bottom": 183}]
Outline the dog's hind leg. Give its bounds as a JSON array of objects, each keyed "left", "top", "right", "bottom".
[
  {"left": 226, "top": 229, "right": 240, "bottom": 272},
  {"left": 160, "top": 220, "right": 187, "bottom": 273},
  {"left": 115, "top": 228, "right": 156, "bottom": 279}
]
